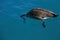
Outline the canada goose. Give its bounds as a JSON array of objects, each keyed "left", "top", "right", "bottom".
[{"left": 20, "top": 8, "right": 58, "bottom": 28}]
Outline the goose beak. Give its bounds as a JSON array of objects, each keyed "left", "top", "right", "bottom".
[
  {"left": 52, "top": 13, "right": 58, "bottom": 17},
  {"left": 53, "top": 14, "right": 58, "bottom": 17}
]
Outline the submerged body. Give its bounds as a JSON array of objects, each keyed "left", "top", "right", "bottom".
[{"left": 20, "top": 8, "right": 58, "bottom": 28}]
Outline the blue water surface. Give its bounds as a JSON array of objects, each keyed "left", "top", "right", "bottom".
[{"left": 0, "top": 0, "right": 60, "bottom": 40}]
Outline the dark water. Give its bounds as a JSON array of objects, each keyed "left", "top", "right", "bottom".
[{"left": 0, "top": 0, "right": 60, "bottom": 40}]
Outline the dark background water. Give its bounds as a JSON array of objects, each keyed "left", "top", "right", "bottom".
[{"left": 0, "top": 0, "right": 60, "bottom": 40}]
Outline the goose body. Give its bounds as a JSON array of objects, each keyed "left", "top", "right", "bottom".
[{"left": 20, "top": 8, "right": 58, "bottom": 28}]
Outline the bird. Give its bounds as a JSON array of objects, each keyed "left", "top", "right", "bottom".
[{"left": 20, "top": 8, "right": 58, "bottom": 28}]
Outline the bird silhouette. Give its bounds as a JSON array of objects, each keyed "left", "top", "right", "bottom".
[{"left": 20, "top": 8, "right": 58, "bottom": 28}]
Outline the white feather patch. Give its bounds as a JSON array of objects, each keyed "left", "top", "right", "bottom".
[
  {"left": 43, "top": 17, "right": 49, "bottom": 19},
  {"left": 38, "top": 17, "right": 49, "bottom": 19}
]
